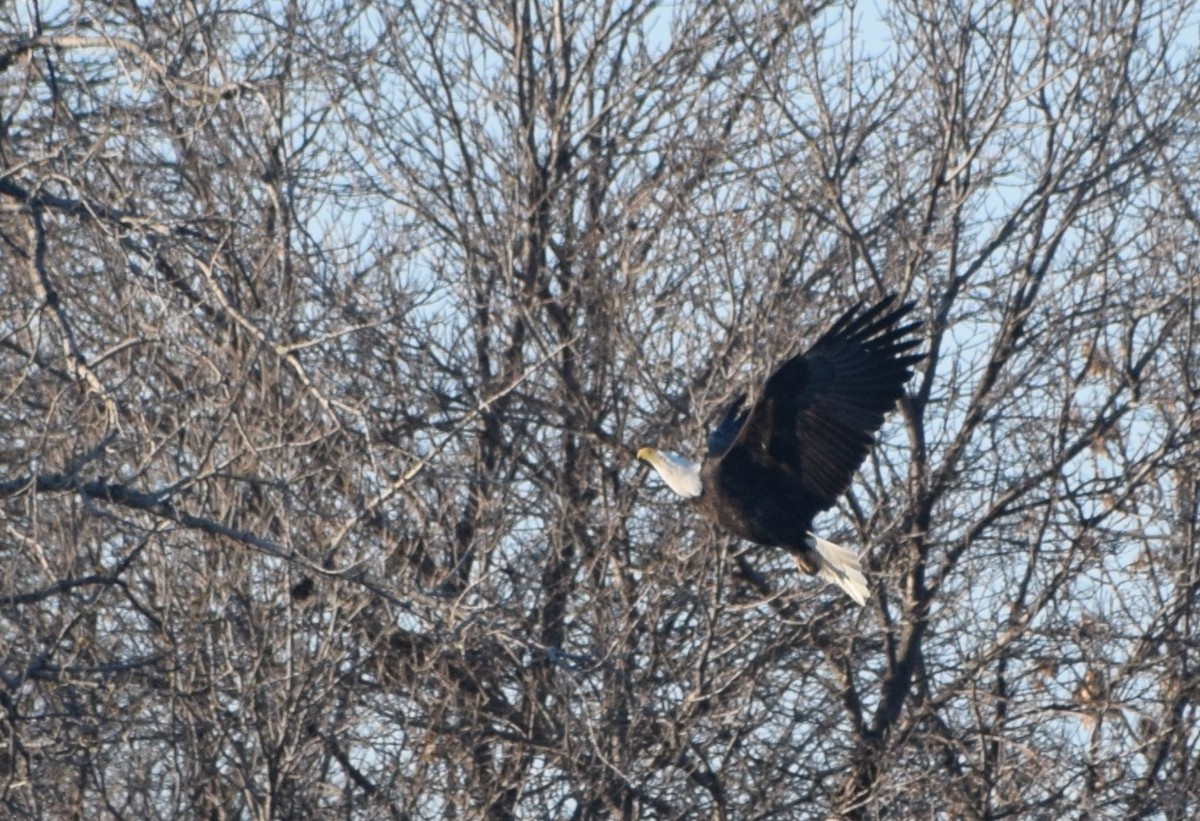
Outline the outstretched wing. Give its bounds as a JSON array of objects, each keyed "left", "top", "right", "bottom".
[
  {"left": 706, "top": 393, "right": 748, "bottom": 457},
  {"left": 719, "top": 296, "right": 923, "bottom": 517}
]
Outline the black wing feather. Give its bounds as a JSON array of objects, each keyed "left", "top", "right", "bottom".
[
  {"left": 716, "top": 295, "right": 923, "bottom": 523},
  {"left": 707, "top": 393, "right": 748, "bottom": 457}
]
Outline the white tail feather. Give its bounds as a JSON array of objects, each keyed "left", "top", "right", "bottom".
[{"left": 804, "top": 534, "right": 869, "bottom": 606}]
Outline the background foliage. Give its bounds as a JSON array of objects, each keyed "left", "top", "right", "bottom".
[{"left": 3, "top": 0, "right": 1199, "bottom": 817}]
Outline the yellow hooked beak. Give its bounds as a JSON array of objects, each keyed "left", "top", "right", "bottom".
[{"left": 637, "top": 447, "right": 657, "bottom": 464}]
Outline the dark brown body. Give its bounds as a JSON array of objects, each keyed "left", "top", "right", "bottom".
[{"left": 697, "top": 450, "right": 817, "bottom": 550}]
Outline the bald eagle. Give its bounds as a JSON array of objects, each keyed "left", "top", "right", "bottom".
[{"left": 638, "top": 296, "right": 923, "bottom": 605}]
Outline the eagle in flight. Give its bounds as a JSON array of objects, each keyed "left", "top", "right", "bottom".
[{"left": 638, "top": 296, "right": 923, "bottom": 604}]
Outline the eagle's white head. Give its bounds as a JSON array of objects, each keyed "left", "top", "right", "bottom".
[{"left": 637, "top": 447, "right": 703, "bottom": 498}]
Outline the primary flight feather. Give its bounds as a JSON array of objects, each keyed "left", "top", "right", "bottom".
[{"left": 638, "top": 295, "right": 924, "bottom": 605}]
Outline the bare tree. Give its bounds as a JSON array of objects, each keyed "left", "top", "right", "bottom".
[{"left": 2, "top": 0, "right": 1199, "bottom": 818}]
